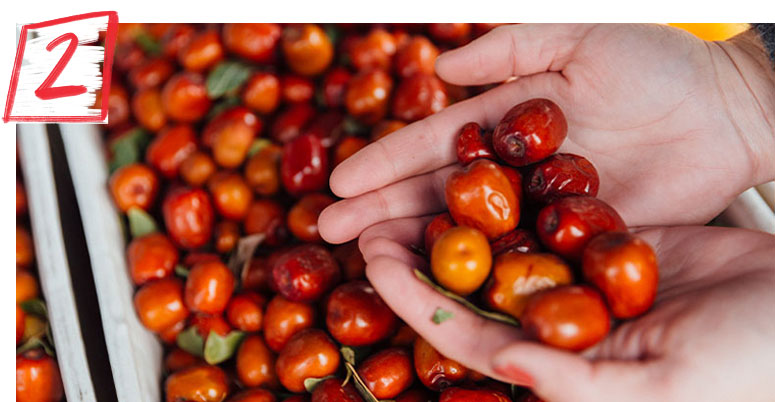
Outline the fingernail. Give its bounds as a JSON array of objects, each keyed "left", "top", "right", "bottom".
[{"left": 493, "top": 364, "right": 535, "bottom": 387}]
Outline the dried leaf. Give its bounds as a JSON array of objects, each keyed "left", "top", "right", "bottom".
[
  {"left": 343, "top": 361, "right": 384, "bottom": 402},
  {"left": 341, "top": 346, "right": 356, "bottom": 365},
  {"left": 227, "top": 234, "right": 265, "bottom": 278},
  {"left": 127, "top": 207, "right": 158, "bottom": 238},
  {"left": 16, "top": 335, "right": 54, "bottom": 356},
  {"left": 174, "top": 264, "right": 189, "bottom": 278},
  {"left": 204, "top": 330, "right": 246, "bottom": 365},
  {"left": 304, "top": 375, "right": 335, "bottom": 393},
  {"left": 413, "top": 269, "right": 520, "bottom": 327}
]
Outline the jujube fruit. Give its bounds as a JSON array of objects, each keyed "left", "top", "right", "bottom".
[
  {"left": 521, "top": 285, "right": 611, "bottom": 351},
  {"left": 326, "top": 280, "right": 398, "bottom": 346},
  {"left": 431, "top": 226, "right": 492, "bottom": 296},
  {"left": 492, "top": 98, "right": 567, "bottom": 167},
  {"left": 582, "top": 231, "right": 658, "bottom": 318}
]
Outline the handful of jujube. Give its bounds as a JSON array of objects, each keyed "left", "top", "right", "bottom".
[{"left": 425, "top": 98, "right": 659, "bottom": 352}]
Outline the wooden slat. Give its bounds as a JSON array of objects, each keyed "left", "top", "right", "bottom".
[
  {"left": 60, "top": 123, "right": 162, "bottom": 402},
  {"left": 18, "top": 124, "right": 97, "bottom": 402}
]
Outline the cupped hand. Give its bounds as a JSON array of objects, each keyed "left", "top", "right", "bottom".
[
  {"left": 358, "top": 220, "right": 775, "bottom": 401},
  {"left": 319, "top": 23, "right": 775, "bottom": 245}
]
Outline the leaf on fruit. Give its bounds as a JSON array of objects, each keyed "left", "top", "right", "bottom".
[
  {"left": 174, "top": 264, "right": 189, "bottom": 278},
  {"left": 20, "top": 298, "right": 48, "bottom": 318},
  {"left": 304, "top": 375, "right": 335, "bottom": 393},
  {"left": 246, "top": 138, "right": 272, "bottom": 158},
  {"left": 342, "top": 116, "right": 366, "bottom": 135},
  {"left": 227, "top": 233, "right": 265, "bottom": 278},
  {"left": 16, "top": 335, "right": 54, "bottom": 356},
  {"left": 206, "top": 95, "right": 241, "bottom": 121},
  {"left": 341, "top": 346, "right": 356, "bottom": 365},
  {"left": 135, "top": 32, "right": 162, "bottom": 56},
  {"left": 207, "top": 61, "right": 252, "bottom": 99},
  {"left": 176, "top": 326, "right": 204, "bottom": 357},
  {"left": 343, "top": 360, "right": 383, "bottom": 402},
  {"left": 323, "top": 24, "right": 341, "bottom": 46},
  {"left": 108, "top": 128, "right": 150, "bottom": 173},
  {"left": 127, "top": 207, "right": 158, "bottom": 238},
  {"left": 340, "top": 345, "right": 372, "bottom": 366},
  {"left": 204, "top": 330, "right": 246, "bottom": 365},
  {"left": 432, "top": 307, "right": 454, "bottom": 324},
  {"left": 414, "top": 269, "right": 520, "bottom": 327},
  {"left": 408, "top": 243, "right": 426, "bottom": 257}
]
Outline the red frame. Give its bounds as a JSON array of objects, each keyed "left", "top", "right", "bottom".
[{"left": 3, "top": 11, "right": 118, "bottom": 123}]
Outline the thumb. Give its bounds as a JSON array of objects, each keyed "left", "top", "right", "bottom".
[
  {"left": 491, "top": 343, "right": 657, "bottom": 402},
  {"left": 435, "top": 24, "right": 595, "bottom": 86}
]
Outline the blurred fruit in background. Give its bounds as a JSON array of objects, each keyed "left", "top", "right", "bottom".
[{"left": 668, "top": 23, "right": 749, "bottom": 41}]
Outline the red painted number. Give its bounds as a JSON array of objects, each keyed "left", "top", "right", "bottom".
[{"left": 34, "top": 32, "right": 87, "bottom": 100}]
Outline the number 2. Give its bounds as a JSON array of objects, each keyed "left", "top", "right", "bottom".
[{"left": 34, "top": 32, "right": 87, "bottom": 100}]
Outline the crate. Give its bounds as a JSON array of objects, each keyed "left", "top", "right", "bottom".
[
  {"left": 18, "top": 124, "right": 98, "bottom": 402},
  {"left": 59, "top": 123, "right": 163, "bottom": 402}
]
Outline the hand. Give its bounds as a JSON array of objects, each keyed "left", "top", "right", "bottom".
[
  {"left": 358, "top": 220, "right": 775, "bottom": 401},
  {"left": 319, "top": 23, "right": 775, "bottom": 244}
]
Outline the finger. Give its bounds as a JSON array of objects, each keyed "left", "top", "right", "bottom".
[
  {"left": 319, "top": 165, "right": 459, "bottom": 244},
  {"left": 435, "top": 23, "right": 595, "bottom": 86},
  {"left": 364, "top": 252, "right": 523, "bottom": 379},
  {"left": 492, "top": 343, "right": 662, "bottom": 402},
  {"left": 357, "top": 216, "right": 432, "bottom": 264},
  {"left": 329, "top": 73, "right": 565, "bottom": 198}
]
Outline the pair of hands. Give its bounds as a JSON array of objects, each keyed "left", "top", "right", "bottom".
[{"left": 319, "top": 24, "right": 775, "bottom": 401}]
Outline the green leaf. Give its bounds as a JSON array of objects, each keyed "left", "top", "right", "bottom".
[
  {"left": 127, "top": 207, "right": 158, "bottom": 238},
  {"left": 19, "top": 299, "right": 48, "bottom": 318},
  {"left": 323, "top": 24, "right": 341, "bottom": 46},
  {"left": 108, "top": 128, "right": 150, "bottom": 173},
  {"left": 174, "top": 264, "right": 189, "bottom": 278},
  {"left": 246, "top": 138, "right": 272, "bottom": 158},
  {"left": 413, "top": 269, "right": 520, "bottom": 327},
  {"left": 432, "top": 308, "right": 454, "bottom": 324},
  {"left": 206, "top": 95, "right": 241, "bottom": 121},
  {"left": 342, "top": 116, "right": 366, "bottom": 135},
  {"left": 304, "top": 375, "right": 335, "bottom": 393},
  {"left": 227, "top": 233, "right": 265, "bottom": 278},
  {"left": 135, "top": 32, "right": 162, "bottom": 56},
  {"left": 207, "top": 61, "right": 253, "bottom": 99},
  {"left": 16, "top": 335, "right": 54, "bottom": 356},
  {"left": 204, "top": 330, "right": 246, "bottom": 365},
  {"left": 315, "top": 88, "right": 327, "bottom": 108},
  {"left": 176, "top": 326, "right": 204, "bottom": 357}
]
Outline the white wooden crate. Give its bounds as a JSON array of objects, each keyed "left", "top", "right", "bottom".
[
  {"left": 18, "top": 124, "right": 97, "bottom": 402},
  {"left": 59, "top": 124, "right": 162, "bottom": 402}
]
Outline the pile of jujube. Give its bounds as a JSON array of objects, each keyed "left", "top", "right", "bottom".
[
  {"left": 106, "top": 22, "right": 536, "bottom": 402},
  {"left": 427, "top": 98, "right": 659, "bottom": 351}
]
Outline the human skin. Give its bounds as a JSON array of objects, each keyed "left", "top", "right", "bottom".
[
  {"left": 318, "top": 23, "right": 775, "bottom": 401},
  {"left": 318, "top": 24, "right": 775, "bottom": 244},
  {"left": 358, "top": 220, "right": 775, "bottom": 402}
]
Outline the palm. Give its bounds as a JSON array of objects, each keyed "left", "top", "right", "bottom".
[
  {"left": 318, "top": 23, "right": 761, "bottom": 244},
  {"left": 357, "top": 220, "right": 775, "bottom": 401},
  {"left": 540, "top": 24, "right": 753, "bottom": 226}
]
